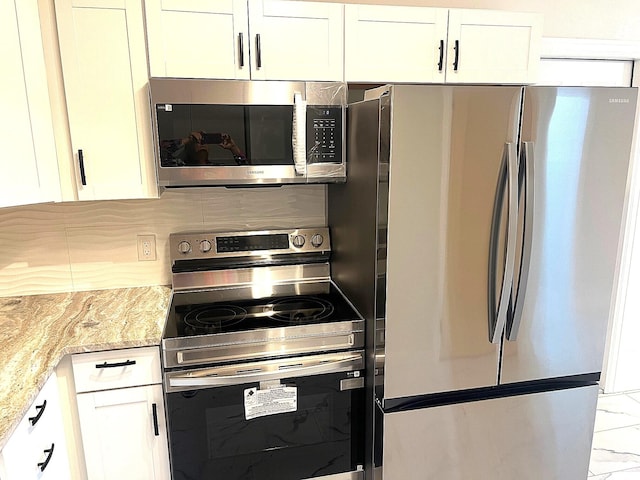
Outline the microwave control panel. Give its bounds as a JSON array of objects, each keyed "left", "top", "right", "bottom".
[{"left": 306, "top": 106, "right": 343, "bottom": 163}]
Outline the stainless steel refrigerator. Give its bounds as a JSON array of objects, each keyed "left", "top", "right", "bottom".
[{"left": 328, "top": 84, "right": 637, "bottom": 479}]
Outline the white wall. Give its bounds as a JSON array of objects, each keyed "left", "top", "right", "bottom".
[{"left": 304, "top": 0, "right": 640, "bottom": 42}]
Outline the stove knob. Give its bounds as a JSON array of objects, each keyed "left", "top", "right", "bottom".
[
  {"left": 199, "top": 239, "right": 212, "bottom": 253},
  {"left": 292, "top": 235, "right": 305, "bottom": 248},
  {"left": 311, "top": 234, "right": 324, "bottom": 248},
  {"left": 177, "top": 241, "right": 191, "bottom": 254}
]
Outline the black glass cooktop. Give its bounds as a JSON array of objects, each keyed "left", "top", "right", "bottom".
[{"left": 164, "top": 285, "right": 360, "bottom": 339}]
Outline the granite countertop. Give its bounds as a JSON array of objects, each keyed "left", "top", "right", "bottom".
[{"left": 0, "top": 286, "right": 172, "bottom": 450}]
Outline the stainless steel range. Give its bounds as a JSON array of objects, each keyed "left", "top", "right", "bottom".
[{"left": 161, "top": 228, "right": 365, "bottom": 480}]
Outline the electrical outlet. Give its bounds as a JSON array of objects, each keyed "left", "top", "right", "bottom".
[{"left": 137, "top": 234, "right": 157, "bottom": 261}]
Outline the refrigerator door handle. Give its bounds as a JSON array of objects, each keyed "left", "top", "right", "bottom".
[
  {"left": 488, "top": 143, "right": 519, "bottom": 344},
  {"left": 507, "top": 141, "right": 535, "bottom": 341}
]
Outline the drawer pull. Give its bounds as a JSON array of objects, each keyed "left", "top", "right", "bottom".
[
  {"left": 152, "top": 403, "right": 160, "bottom": 436},
  {"left": 78, "top": 149, "right": 87, "bottom": 186},
  {"left": 95, "top": 359, "right": 137, "bottom": 369},
  {"left": 37, "top": 443, "right": 55, "bottom": 472},
  {"left": 28, "top": 400, "right": 47, "bottom": 426}
]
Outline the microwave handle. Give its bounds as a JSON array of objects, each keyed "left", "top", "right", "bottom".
[{"left": 292, "top": 93, "right": 307, "bottom": 176}]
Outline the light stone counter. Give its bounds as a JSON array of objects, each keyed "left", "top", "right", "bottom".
[{"left": 0, "top": 286, "right": 172, "bottom": 451}]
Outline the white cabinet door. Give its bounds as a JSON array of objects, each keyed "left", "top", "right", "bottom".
[
  {"left": 0, "top": 0, "right": 61, "bottom": 208},
  {"left": 0, "top": 374, "right": 71, "bottom": 480},
  {"left": 76, "top": 384, "right": 170, "bottom": 480},
  {"left": 56, "top": 0, "right": 157, "bottom": 201},
  {"left": 145, "top": 0, "right": 250, "bottom": 79},
  {"left": 445, "top": 9, "right": 542, "bottom": 84},
  {"left": 344, "top": 5, "right": 448, "bottom": 83},
  {"left": 248, "top": 0, "right": 344, "bottom": 81}
]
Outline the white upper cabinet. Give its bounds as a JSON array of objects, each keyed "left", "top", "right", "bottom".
[
  {"left": 345, "top": 5, "right": 542, "bottom": 84},
  {"left": 146, "top": 0, "right": 250, "bottom": 80},
  {"left": 0, "top": 0, "right": 61, "bottom": 208},
  {"left": 446, "top": 9, "right": 542, "bottom": 84},
  {"left": 145, "top": 0, "right": 344, "bottom": 81},
  {"left": 345, "top": 5, "right": 448, "bottom": 83},
  {"left": 248, "top": 0, "right": 344, "bottom": 81},
  {"left": 56, "top": 0, "right": 158, "bottom": 201}
]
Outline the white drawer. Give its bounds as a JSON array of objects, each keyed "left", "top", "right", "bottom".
[{"left": 72, "top": 346, "right": 162, "bottom": 393}]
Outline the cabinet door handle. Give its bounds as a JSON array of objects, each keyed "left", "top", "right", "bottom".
[
  {"left": 95, "top": 359, "right": 137, "bottom": 369},
  {"left": 37, "top": 444, "right": 55, "bottom": 472},
  {"left": 256, "top": 33, "right": 262, "bottom": 68},
  {"left": 438, "top": 39, "right": 444, "bottom": 71},
  {"left": 238, "top": 32, "right": 244, "bottom": 67},
  {"left": 28, "top": 400, "right": 47, "bottom": 426},
  {"left": 453, "top": 39, "right": 460, "bottom": 71},
  {"left": 78, "top": 149, "right": 87, "bottom": 185},
  {"left": 152, "top": 403, "right": 160, "bottom": 436}
]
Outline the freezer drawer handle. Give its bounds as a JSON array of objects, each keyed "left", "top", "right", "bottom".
[{"left": 508, "top": 141, "right": 535, "bottom": 341}]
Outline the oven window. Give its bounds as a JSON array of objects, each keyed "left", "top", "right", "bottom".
[
  {"left": 166, "top": 372, "right": 364, "bottom": 480},
  {"left": 156, "top": 104, "right": 294, "bottom": 167}
]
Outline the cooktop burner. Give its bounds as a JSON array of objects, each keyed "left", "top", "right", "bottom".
[{"left": 164, "top": 286, "right": 358, "bottom": 339}]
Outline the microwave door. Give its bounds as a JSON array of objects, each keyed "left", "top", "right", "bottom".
[{"left": 155, "top": 103, "right": 302, "bottom": 186}]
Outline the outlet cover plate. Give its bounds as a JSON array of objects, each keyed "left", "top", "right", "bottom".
[{"left": 137, "top": 234, "right": 157, "bottom": 261}]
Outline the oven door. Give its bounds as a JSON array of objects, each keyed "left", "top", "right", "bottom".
[{"left": 164, "top": 351, "right": 365, "bottom": 480}]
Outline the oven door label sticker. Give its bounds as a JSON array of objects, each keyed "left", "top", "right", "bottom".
[{"left": 244, "top": 386, "right": 297, "bottom": 420}]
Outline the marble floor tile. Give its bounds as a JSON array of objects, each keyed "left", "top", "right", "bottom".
[
  {"left": 595, "top": 394, "right": 640, "bottom": 432},
  {"left": 588, "top": 467, "right": 640, "bottom": 479},
  {"left": 590, "top": 425, "right": 640, "bottom": 475},
  {"left": 627, "top": 392, "right": 640, "bottom": 404}
]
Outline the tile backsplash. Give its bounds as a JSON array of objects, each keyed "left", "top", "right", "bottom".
[{"left": 0, "top": 185, "right": 326, "bottom": 297}]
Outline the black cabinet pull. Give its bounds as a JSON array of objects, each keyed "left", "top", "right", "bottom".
[
  {"left": 28, "top": 400, "right": 47, "bottom": 426},
  {"left": 238, "top": 32, "right": 244, "bottom": 67},
  {"left": 152, "top": 403, "right": 159, "bottom": 436},
  {"left": 256, "top": 33, "right": 262, "bottom": 68},
  {"left": 37, "top": 444, "right": 55, "bottom": 472},
  {"left": 78, "top": 149, "right": 87, "bottom": 185},
  {"left": 438, "top": 39, "right": 444, "bottom": 71},
  {"left": 453, "top": 39, "right": 460, "bottom": 71},
  {"left": 95, "top": 359, "right": 137, "bottom": 369}
]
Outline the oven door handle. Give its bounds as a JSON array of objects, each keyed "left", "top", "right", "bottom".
[{"left": 166, "top": 352, "right": 363, "bottom": 391}]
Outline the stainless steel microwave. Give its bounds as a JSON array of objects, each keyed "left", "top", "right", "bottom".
[{"left": 149, "top": 78, "right": 346, "bottom": 187}]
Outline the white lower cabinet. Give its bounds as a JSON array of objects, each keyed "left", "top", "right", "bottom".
[
  {"left": 76, "top": 385, "right": 169, "bottom": 480},
  {"left": 0, "top": 374, "right": 71, "bottom": 480},
  {"left": 72, "top": 347, "right": 170, "bottom": 480}
]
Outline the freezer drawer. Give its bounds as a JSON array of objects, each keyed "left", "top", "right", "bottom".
[{"left": 382, "top": 385, "right": 598, "bottom": 479}]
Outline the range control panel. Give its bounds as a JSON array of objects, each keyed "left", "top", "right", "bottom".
[{"left": 170, "top": 228, "right": 330, "bottom": 260}]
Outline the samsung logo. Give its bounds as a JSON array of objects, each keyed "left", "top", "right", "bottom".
[
  {"left": 248, "top": 170, "right": 265, "bottom": 175},
  {"left": 609, "top": 98, "right": 630, "bottom": 104}
]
